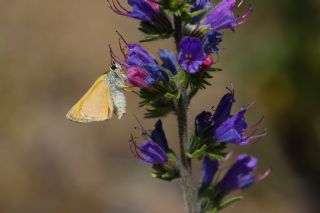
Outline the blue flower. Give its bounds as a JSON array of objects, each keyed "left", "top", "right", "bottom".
[
  {"left": 202, "top": 30, "right": 223, "bottom": 54},
  {"left": 217, "top": 154, "right": 257, "bottom": 192},
  {"left": 108, "top": 0, "right": 160, "bottom": 22},
  {"left": 202, "top": 0, "right": 253, "bottom": 31},
  {"left": 195, "top": 111, "right": 215, "bottom": 137},
  {"left": 190, "top": 0, "right": 213, "bottom": 23},
  {"left": 215, "top": 109, "right": 249, "bottom": 144},
  {"left": 214, "top": 107, "right": 266, "bottom": 145},
  {"left": 194, "top": 89, "right": 265, "bottom": 145},
  {"left": 151, "top": 120, "right": 169, "bottom": 152},
  {"left": 191, "top": 0, "right": 213, "bottom": 12},
  {"left": 195, "top": 91, "right": 234, "bottom": 138},
  {"left": 159, "top": 49, "right": 178, "bottom": 75},
  {"left": 177, "top": 37, "right": 206, "bottom": 73},
  {"left": 212, "top": 91, "right": 235, "bottom": 128},
  {"left": 201, "top": 155, "right": 218, "bottom": 186},
  {"left": 144, "top": 64, "right": 169, "bottom": 84}
]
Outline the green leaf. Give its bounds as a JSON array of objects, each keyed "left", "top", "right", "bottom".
[{"left": 218, "top": 196, "right": 243, "bottom": 210}]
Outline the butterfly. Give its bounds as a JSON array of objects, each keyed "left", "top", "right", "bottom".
[{"left": 66, "top": 62, "right": 127, "bottom": 123}]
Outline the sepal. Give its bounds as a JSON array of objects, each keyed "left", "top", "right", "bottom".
[
  {"left": 139, "top": 79, "right": 179, "bottom": 118},
  {"left": 151, "top": 150, "right": 180, "bottom": 181},
  {"left": 138, "top": 11, "right": 174, "bottom": 42},
  {"left": 206, "top": 143, "right": 227, "bottom": 161},
  {"left": 161, "top": 0, "right": 190, "bottom": 16}
]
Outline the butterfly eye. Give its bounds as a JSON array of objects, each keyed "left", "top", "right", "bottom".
[{"left": 111, "top": 64, "right": 117, "bottom": 70}]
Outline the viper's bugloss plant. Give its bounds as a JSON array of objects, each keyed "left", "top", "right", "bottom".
[{"left": 69, "top": 0, "right": 269, "bottom": 212}]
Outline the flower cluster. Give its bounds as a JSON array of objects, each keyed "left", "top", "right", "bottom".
[
  {"left": 109, "top": 0, "right": 253, "bottom": 89},
  {"left": 105, "top": 0, "right": 268, "bottom": 212}
]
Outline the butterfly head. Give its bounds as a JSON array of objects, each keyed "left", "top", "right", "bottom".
[{"left": 108, "top": 62, "right": 127, "bottom": 85}]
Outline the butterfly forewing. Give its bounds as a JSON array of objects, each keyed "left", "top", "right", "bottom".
[{"left": 66, "top": 74, "right": 113, "bottom": 123}]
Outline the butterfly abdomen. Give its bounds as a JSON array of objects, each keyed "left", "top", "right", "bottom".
[{"left": 110, "top": 86, "right": 126, "bottom": 119}]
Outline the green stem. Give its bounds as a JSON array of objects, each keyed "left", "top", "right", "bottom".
[{"left": 174, "top": 16, "right": 199, "bottom": 213}]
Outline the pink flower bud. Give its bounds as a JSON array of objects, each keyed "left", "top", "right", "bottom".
[
  {"left": 202, "top": 55, "right": 215, "bottom": 69},
  {"left": 146, "top": 0, "right": 160, "bottom": 13},
  {"left": 127, "top": 67, "right": 150, "bottom": 88}
]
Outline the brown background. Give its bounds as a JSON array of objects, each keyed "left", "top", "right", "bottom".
[{"left": 0, "top": 0, "right": 319, "bottom": 212}]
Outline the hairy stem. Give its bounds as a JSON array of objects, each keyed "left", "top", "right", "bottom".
[{"left": 174, "top": 16, "right": 199, "bottom": 213}]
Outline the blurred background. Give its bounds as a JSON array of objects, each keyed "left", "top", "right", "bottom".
[{"left": 0, "top": 0, "right": 319, "bottom": 212}]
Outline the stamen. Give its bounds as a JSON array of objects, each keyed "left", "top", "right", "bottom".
[
  {"left": 109, "top": 44, "right": 128, "bottom": 68},
  {"left": 245, "top": 129, "right": 267, "bottom": 141},
  {"left": 245, "top": 116, "right": 264, "bottom": 131},
  {"left": 107, "top": 0, "right": 128, "bottom": 16},
  {"left": 116, "top": 30, "right": 129, "bottom": 46},
  {"left": 133, "top": 115, "right": 151, "bottom": 138},
  {"left": 243, "top": 100, "right": 256, "bottom": 110},
  {"left": 129, "top": 134, "right": 145, "bottom": 160},
  {"left": 236, "top": 1, "right": 253, "bottom": 25},
  {"left": 237, "top": 0, "right": 244, "bottom": 7},
  {"left": 118, "top": 38, "right": 128, "bottom": 60},
  {"left": 244, "top": 128, "right": 258, "bottom": 139},
  {"left": 256, "top": 169, "right": 271, "bottom": 182},
  {"left": 115, "top": 0, "right": 130, "bottom": 13}
]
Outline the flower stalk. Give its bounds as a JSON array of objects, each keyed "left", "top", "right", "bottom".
[{"left": 174, "top": 15, "right": 199, "bottom": 213}]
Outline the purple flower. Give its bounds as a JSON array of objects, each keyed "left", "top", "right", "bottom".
[
  {"left": 202, "top": 30, "right": 223, "bottom": 54},
  {"left": 126, "top": 44, "right": 158, "bottom": 67},
  {"left": 202, "top": 0, "right": 253, "bottom": 31},
  {"left": 215, "top": 108, "right": 265, "bottom": 145},
  {"left": 151, "top": 120, "right": 169, "bottom": 152},
  {"left": 159, "top": 49, "right": 178, "bottom": 75},
  {"left": 127, "top": 67, "right": 150, "bottom": 88},
  {"left": 195, "top": 111, "right": 215, "bottom": 137},
  {"left": 217, "top": 154, "right": 257, "bottom": 192},
  {"left": 131, "top": 139, "right": 168, "bottom": 164},
  {"left": 107, "top": 0, "right": 160, "bottom": 21},
  {"left": 177, "top": 37, "right": 206, "bottom": 73},
  {"left": 201, "top": 155, "right": 218, "bottom": 186}
]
